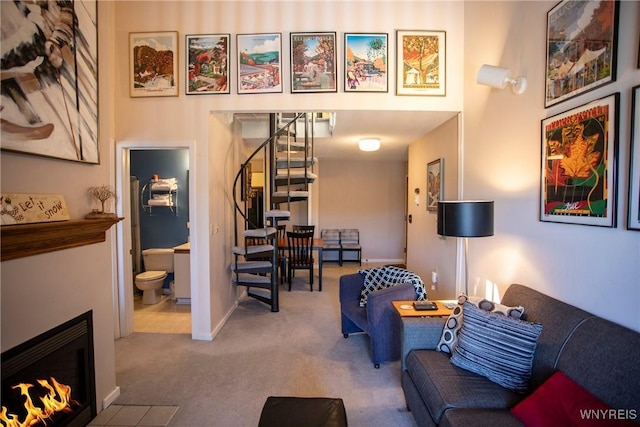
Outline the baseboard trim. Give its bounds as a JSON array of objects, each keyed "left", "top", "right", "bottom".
[
  {"left": 192, "top": 299, "right": 239, "bottom": 341},
  {"left": 102, "top": 386, "right": 121, "bottom": 410}
]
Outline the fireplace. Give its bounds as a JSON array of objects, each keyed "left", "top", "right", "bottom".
[{"left": 1, "top": 311, "right": 96, "bottom": 427}]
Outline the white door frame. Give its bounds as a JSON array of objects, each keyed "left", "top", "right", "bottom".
[{"left": 114, "top": 140, "right": 196, "bottom": 338}]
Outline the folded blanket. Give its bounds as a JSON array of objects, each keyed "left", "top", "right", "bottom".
[
  {"left": 357, "top": 266, "right": 427, "bottom": 306},
  {"left": 148, "top": 199, "right": 173, "bottom": 206}
]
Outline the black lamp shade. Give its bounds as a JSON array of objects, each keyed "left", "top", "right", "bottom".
[{"left": 437, "top": 201, "right": 494, "bottom": 237}]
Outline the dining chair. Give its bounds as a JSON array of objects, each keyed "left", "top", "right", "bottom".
[
  {"left": 277, "top": 224, "right": 287, "bottom": 283},
  {"left": 286, "top": 230, "right": 314, "bottom": 291},
  {"left": 292, "top": 224, "right": 315, "bottom": 235}
]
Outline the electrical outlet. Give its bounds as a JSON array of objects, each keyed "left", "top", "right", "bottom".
[{"left": 431, "top": 271, "right": 438, "bottom": 284}]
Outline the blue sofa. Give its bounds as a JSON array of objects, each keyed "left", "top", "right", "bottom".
[
  {"left": 340, "top": 272, "right": 416, "bottom": 368},
  {"left": 400, "top": 284, "right": 640, "bottom": 427}
]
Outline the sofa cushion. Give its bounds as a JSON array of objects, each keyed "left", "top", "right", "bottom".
[
  {"left": 357, "top": 266, "right": 426, "bottom": 306},
  {"left": 405, "top": 350, "right": 522, "bottom": 424},
  {"left": 510, "top": 370, "right": 637, "bottom": 427},
  {"left": 437, "top": 296, "right": 525, "bottom": 354},
  {"left": 450, "top": 302, "right": 542, "bottom": 392},
  {"left": 440, "top": 408, "right": 524, "bottom": 427}
]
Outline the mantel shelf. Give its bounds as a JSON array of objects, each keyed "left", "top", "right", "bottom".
[{"left": 1, "top": 217, "right": 123, "bottom": 262}]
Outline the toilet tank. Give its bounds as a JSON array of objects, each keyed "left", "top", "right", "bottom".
[{"left": 142, "top": 248, "right": 174, "bottom": 272}]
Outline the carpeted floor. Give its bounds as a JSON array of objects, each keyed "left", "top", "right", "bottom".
[{"left": 114, "top": 263, "right": 418, "bottom": 427}]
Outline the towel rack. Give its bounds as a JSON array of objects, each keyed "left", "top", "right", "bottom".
[{"left": 141, "top": 180, "right": 178, "bottom": 215}]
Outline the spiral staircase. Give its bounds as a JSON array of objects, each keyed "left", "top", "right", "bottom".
[{"left": 232, "top": 112, "right": 318, "bottom": 311}]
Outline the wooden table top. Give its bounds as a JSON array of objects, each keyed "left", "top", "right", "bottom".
[{"left": 392, "top": 300, "right": 455, "bottom": 317}]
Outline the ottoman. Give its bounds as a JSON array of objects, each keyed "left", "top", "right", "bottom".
[{"left": 258, "top": 396, "right": 348, "bottom": 427}]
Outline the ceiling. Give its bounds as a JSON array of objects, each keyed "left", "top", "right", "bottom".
[{"left": 238, "top": 110, "right": 459, "bottom": 161}]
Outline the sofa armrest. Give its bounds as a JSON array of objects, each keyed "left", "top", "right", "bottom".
[
  {"left": 339, "top": 273, "right": 364, "bottom": 302},
  {"left": 401, "top": 316, "right": 447, "bottom": 370}
]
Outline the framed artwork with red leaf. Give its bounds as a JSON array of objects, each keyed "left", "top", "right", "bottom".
[{"left": 540, "top": 93, "right": 619, "bottom": 227}]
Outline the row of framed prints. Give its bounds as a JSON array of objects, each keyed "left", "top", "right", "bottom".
[
  {"left": 128, "top": 30, "right": 445, "bottom": 97},
  {"left": 540, "top": 87, "right": 640, "bottom": 230}
]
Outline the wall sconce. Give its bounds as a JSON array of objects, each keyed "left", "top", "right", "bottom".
[
  {"left": 476, "top": 64, "right": 527, "bottom": 95},
  {"left": 359, "top": 138, "right": 381, "bottom": 152}
]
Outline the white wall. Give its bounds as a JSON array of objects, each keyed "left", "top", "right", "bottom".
[
  {"left": 407, "top": 115, "right": 459, "bottom": 299},
  {"left": 318, "top": 158, "right": 407, "bottom": 263},
  {"left": 463, "top": 1, "right": 640, "bottom": 331}
]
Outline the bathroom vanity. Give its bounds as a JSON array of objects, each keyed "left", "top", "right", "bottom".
[{"left": 173, "top": 242, "right": 191, "bottom": 304}]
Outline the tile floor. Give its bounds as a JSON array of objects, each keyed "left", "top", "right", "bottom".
[
  {"left": 133, "top": 294, "right": 191, "bottom": 334},
  {"left": 88, "top": 405, "right": 179, "bottom": 427}
]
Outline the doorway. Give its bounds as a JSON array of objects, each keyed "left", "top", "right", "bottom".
[{"left": 114, "top": 141, "right": 196, "bottom": 338}]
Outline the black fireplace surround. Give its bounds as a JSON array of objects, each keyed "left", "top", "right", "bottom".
[{"left": 1, "top": 311, "right": 97, "bottom": 427}]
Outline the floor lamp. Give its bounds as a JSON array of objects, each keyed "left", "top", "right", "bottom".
[{"left": 437, "top": 201, "right": 494, "bottom": 295}]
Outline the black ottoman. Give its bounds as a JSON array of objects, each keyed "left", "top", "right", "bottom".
[{"left": 258, "top": 396, "right": 348, "bottom": 427}]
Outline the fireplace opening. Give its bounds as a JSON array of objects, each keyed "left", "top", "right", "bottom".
[{"left": 1, "top": 311, "right": 96, "bottom": 427}]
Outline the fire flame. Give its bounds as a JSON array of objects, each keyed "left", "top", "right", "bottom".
[{"left": 0, "top": 378, "right": 78, "bottom": 427}]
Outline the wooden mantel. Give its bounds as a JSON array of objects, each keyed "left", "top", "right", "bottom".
[{"left": 1, "top": 217, "right": 123, "bottom": 261}]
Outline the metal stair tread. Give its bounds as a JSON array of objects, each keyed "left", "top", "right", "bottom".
[
  {"left": 272, "top": 191, "right": 309, "bottom": 197},
  {"left": 232, "top": 244, "right": 274, "bottom": 255},
  {"left": 265, "top": 210, "right": 291, "bottom": 219},
  {"left": 243, "top": 227, "right": 277, "bottom": 238},
  {"left": 233, "top": 273, "right": 272, "bottom": 285},
  {"left": 233, "top": 261, "right": 273, "bottom": 271}
]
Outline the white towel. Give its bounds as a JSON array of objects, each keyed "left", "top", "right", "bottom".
[
  {"left": 151, "top": 182, "right": 177, "bottom": 191},
  {"left": 152, "top": 194, "right": 171, "bottom": 200},
  {"left": 148, "top": 199, "right": 173, "bottom": 207}
]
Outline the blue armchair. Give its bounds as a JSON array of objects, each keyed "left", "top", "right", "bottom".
[{"left": 340, "top": 272, "right": 417, "bottom": 368}]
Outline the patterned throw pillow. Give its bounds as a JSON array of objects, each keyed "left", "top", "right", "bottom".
[
  {"left": 358, "top": 266, "right": 426, "bottom": 307},
  {"left": 436, "top": 295, "right": 525, "bottom": 354},
  {"left": 449, "top": 302, "right": 543, "bottom": 392}
]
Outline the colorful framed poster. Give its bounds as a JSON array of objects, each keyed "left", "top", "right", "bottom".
[
  {"left": 544, "top": 0, "right": 619, "bottom": 108},
  {"left": 0, "top": 0, "right": 99, "bottom": 164},
  {"left": 396, "top": 30, "right": 446, "bottom": 96},
  {"left": 237, "top": 33, "right": 282, "bottom": 94},
  {"left": 290, "top": 32, "right": 337, "bottom": 93},
  {"left": 344, "top": 33, "right": 388, "bottom": 92},
  {"left": 628, "top": 85, "right": 640, "bottom": 230},
  {"left": 130, "top": 31, "right": 179, "bottom": 98},
  {"left": 540, "top": 93, "right": 619, "bottom": 227},
  {"left": 427, "top": 158, "right": 443, "bottom": 212},
  {"left": 186, "top": 34, "right": 230, "bottom": 95}
]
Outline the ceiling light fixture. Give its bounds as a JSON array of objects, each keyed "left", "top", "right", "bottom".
[
  {"left": 359, "top": 138, "right": 380, "bottom": 152},
  {"left": 476, "top": 64, "right": 527, "bottom": 95}
]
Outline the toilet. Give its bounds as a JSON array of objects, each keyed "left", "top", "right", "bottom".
[{"left": 135, "top": 248, "right": 174, "bottom": 304}]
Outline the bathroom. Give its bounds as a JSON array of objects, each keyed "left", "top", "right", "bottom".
[{"left": 130, "top": 148, "right": 191, "bottom": 333}]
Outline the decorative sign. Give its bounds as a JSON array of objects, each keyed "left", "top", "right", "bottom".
[{"left": 0, "top": 193, "right": 70, "bottom": 225}]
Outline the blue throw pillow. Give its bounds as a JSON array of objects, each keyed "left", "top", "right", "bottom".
[{"left": 449, "top": 302, "right": 542, "bottom": 392}]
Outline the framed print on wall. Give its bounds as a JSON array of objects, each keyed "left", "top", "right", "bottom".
[
  {"left": 186, "top": 34, "right": 230, "bottom": 95},
  {"left": 540, "top": 93, "right": 619, "bottom": 227},
  {"left": 344, "top": 33, "right": 388, "bottom": 92},
  {"left": 628, "top": 85, "right": 640, "bottom": 230},
  {"left": 237, "top": 33, "right": 282, "bottom": 94},
  {"left": 130, "top": 31, "right": 179, "bottom": 98},
  {"left": 544, "top": 0, "right": 619, "bottom": 108},
  {"left": 290, "top": 32, "right": 337, "bottom": 93},
  {"left": 0, "top": 0, "right": 99, "bottom": 164},
  {"left": 427, "top": 158, "right": 443, "bottom": 212},
  {"left": 396, "top": 30, "right": 446, "bottom": 96}
]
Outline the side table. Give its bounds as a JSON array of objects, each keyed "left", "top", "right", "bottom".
[{"left": 392, "top": 300, "right": 454, "bottom": 317}]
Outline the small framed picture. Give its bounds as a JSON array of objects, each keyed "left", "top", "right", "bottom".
[
  {"left": 185, "top": 34, "right": 230, "bottom": 95},
  {"left": 290, "top": 32, "right": 337, "bottom": 93},
  {"left": 628, "top": 85, "right": 640, "bottom": 230},
  {"left": 237, "top": 33, "right": 282, "bottom": 94},
  {"left": 344, "top": 33, "right": 388, "bottom": 92},
  {"left": 544, "top": 0, "right": 619, "bottom": 108},
  {"left": 129, "top": 31, "right": 179, "bottom": 97},
  {"left": 427, "top": 158, "right": 443, "bottom": 211},
  {"left": 396, "top": 30, "right": 446, "bottom": 96},
  {"left": 540, "top": 93, "right": 619, "bottom": 227}
]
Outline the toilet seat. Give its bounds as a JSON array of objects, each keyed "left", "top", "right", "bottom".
[{"left": 136, "top": 270, "right": 167, "bottom": 281}]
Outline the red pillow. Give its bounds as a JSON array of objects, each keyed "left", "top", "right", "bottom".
[{"left": 511, "top": 371, "right": 637, "bottom": 426}]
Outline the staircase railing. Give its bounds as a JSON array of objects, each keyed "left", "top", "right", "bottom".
[{"left": 232, "top": 112, "right": 306, "bottom": 247}]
